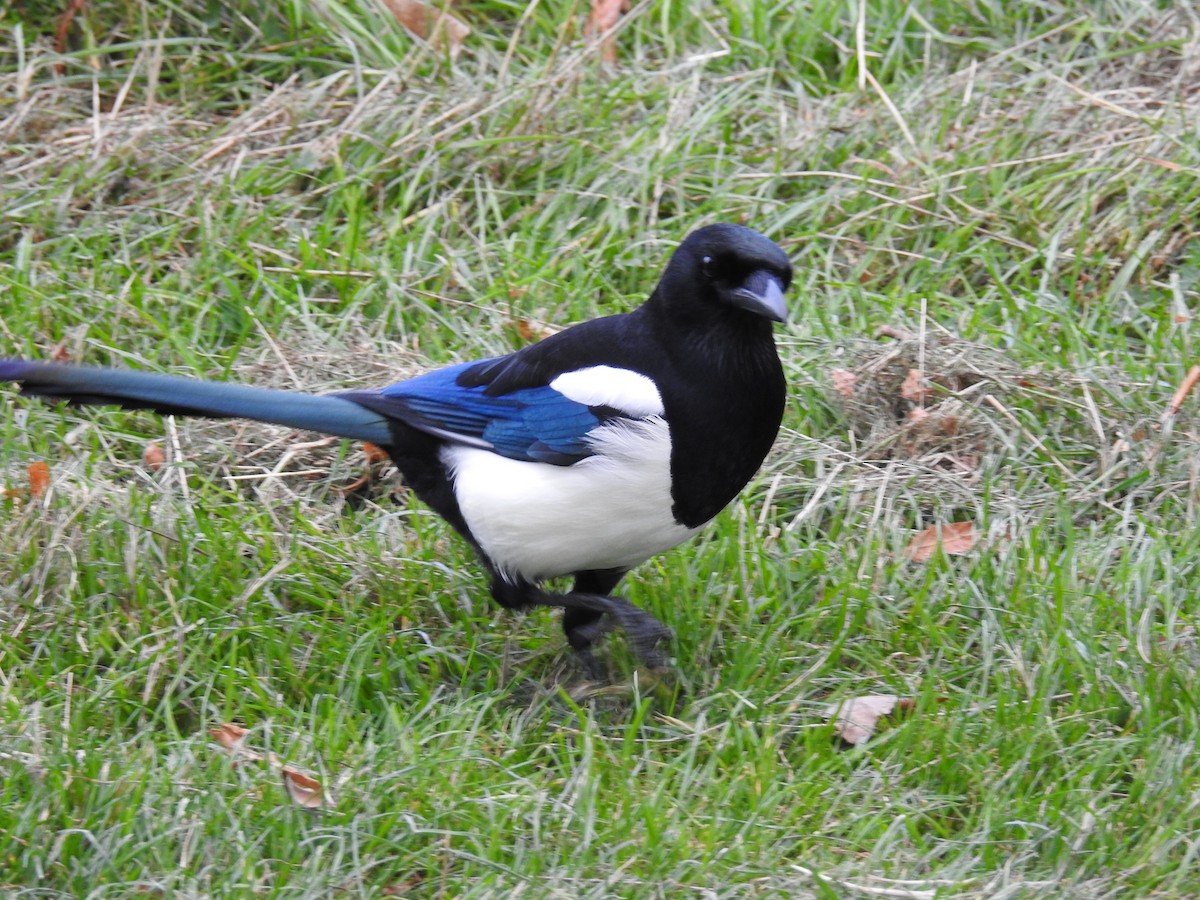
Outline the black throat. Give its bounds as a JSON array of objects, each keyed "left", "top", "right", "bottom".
[{"left": 644, "top": 297, "right": 786, "bottom": 528}]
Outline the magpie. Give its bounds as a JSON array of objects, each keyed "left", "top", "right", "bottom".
[{"left": 0, "top": 223, "right": 792, "bottom": 675}]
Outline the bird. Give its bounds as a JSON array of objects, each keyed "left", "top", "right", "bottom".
[{"left": 0, "top": 223, "right": 792, "bottom": 676}]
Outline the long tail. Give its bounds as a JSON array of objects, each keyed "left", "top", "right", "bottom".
[{"left": 0, "top": 360, "right": 393, "bottom": 445}]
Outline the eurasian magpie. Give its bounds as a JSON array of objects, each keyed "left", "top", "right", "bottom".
[{"left": 0, "top": 223, "right": 792, "bottom": 674}]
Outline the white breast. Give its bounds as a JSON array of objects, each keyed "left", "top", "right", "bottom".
[{"left": 440, "top": 417, "right": 702, "bottom": 583}]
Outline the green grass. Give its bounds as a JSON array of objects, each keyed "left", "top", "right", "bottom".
[{"left": 2, "top": 0, "right": 1199, "bottom": 895}]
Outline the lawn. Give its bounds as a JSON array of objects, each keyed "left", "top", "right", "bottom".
[{"left": 1, "top": 1, "right": 1199, "bottom": 896}]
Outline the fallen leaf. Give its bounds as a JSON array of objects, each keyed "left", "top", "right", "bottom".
[
  {"left": 381, "top": 873, "right": 427, "bottom": 895},
  {"left": 27, "top": 461, "right": 50, "bottom": 498},
  {"left": 825, "top": 694, "right": 914, "bottom": 745},
  {"left": 875, "top": 324, "right": 916, "bottom": 341},
  {"left": 282, "top": 766, "right": 330, "bottom": 810},
  {"left": 362, "top": 441, "right": 389, "bottom": 464},
  {"left": 209, "top": 722, "right": 249, "bottom": 749},
  {"left": 210, "top": 723, "right": 330, "bottom": 808},
  {"left": 584, "top": 0, "right": 630, "bottom": 63},
  {"left": 513, "top": 318, "right": 562, "bottom": 342},
  {"left": 830, "top": 368, "right": 857, "bottom": 398},
  {"left": 380, "top": 0, "right": 469, "bottom": 51},
  {"left": 143, "top": 442, "right": 167, "bottom": 471},
  {"left": 904, "top": 521, "right": 976, "bottom": 563},
  {"left": 900, "top": 368, "right": 932, "bottom": 404},
  {"left": 586, "top": 0, "right": 628, "bottom": 34},
  {"left": 209, "top": 723, "right": 259, "bottom": 765}
]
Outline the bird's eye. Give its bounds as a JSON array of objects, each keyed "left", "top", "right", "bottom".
[{"left": 701, "top": 256, "right": 715, "bottom": 279}]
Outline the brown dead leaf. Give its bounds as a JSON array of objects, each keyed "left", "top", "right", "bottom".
[
  {"left": 209, "top": 723, "right": 259, "bottom": 764},
  {"left": 904, "top": 521, "right": 976, "bottom": 563},
  {"left": 27, "top": 461, "right": 50, "bottom": 498},
  {"left": 282, "top": 766, "right": 330, "bottom": 810},
  {"left": 586, "top": 0, "right": 629, "bottom": 34},
  {"left": 900, "top": 368, "right": 932, "bottom": 404},
  {"left": 143, "top": 442, "right": 167, "bottom": 471},
  {"left": 584, "top": 0, "right": 630, "bottom": 63},
  {"left": 380, "top": 0, "right": 469, "bottom": 51},
  {"left": 875, "top": 324, "right": 916, "bottom": 341},
  {"left": 336, "top": 441, "right": 392, "bottom": 495},
  {"left": 210, "top": 723, "right": 330, "bottom": 808},
  {"left": 825, "top": 695, "right": 915, "bottom": 745},
  {"left": 362, "top": 441, "right": 389, "bottom": 464},
  {"left": 830, "top": 368, "right": 857, "bottom": 398},
  {"left": 382, "top": 873, "right": 427, "bottom": 896},
  {"left": 513, "top": 318, "right": 563, "bottom": 343},
  {"left": 209, "top": 722, "right": 249, "bottom": 749}
]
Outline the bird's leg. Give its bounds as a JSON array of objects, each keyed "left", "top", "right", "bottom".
[
  {"left": 552, "top": 590, "right": 674, "bottom": 670},
  {"left": 562, "top": 568, "right": 626, "bottom": 661},
  {"left": 562, "top": 607, "right": 612, "bottom": 649},
  {"left": 489, "top": 574, "right": 672, "bottom": 672},
  {"left": 560, "top": 608, "right": 610, "bottom": 680}
]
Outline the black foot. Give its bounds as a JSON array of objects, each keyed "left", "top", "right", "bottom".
[
  {"left": 489, "top": 574, "right": 675, "bottom": 676},
  {"left": 567, "top": 592, "right": 673, "bottom": 670}
]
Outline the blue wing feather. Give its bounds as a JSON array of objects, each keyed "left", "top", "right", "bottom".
[{"left": 344, "top": 360, "right": 608, "bottom": 466}]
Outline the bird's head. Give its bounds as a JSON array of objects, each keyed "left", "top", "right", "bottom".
[{"left": 653, "top": 223, "right": 793, "bottom": 326}]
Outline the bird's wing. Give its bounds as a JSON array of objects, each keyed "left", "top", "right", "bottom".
[{"left": 341, "top": 358, "right": 663, "bottom": 466}]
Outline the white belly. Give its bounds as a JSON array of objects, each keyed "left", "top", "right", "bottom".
[{"left": 440, "top": 417, "right": 702, "bottom": 582}]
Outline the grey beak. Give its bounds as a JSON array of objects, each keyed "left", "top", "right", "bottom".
[{"left": 730, "top": 270, "right": 789, "bottom": 323}]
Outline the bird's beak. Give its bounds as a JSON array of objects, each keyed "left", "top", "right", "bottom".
[{"left": 730, "top": 270, "right": 789, "bottom": 323}]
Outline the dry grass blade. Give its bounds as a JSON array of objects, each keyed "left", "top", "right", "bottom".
[
  {"left": 828, "top": 333, "right": 1017, "bottom": 480},
  {"left": 1163, "top": 364, "right": 1200, "bottom": 423},
  {"left": 53, "top": 0, "right": 89, "bottom": 72}
]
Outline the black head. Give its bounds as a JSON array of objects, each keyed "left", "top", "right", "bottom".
[{"left": 653, "top": 223, "right": 793, "bottom": 325}]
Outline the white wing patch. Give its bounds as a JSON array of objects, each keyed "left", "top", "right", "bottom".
[
  {"left": 441, "top": 417, "right": 701, "bottom": 583},
  {"left": 549, "top": 366, "right": 664, "bottom": 418}
]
